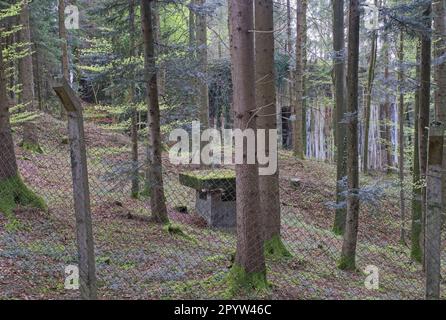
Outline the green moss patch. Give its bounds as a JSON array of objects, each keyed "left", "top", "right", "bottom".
[
  {"left": 19, "top": 141, "right": 44, "bottom": 154},
  {"left": 179, "top": 169, "right": 235, "bottom": 191},
  {"left": 163, "top": 223, "right": 196, "bottom": 242},
  {"left": 224, "top": 264, "right": 269, "bottom": 297},
  {"left": 337, "top": 254, "right": 356, "bottom": 271},
  {"left": 264, "top": 234, "right": 292, "bottom": 259},
  {"left": 0, "top": 174, "right": 47, "bottom": 217}
]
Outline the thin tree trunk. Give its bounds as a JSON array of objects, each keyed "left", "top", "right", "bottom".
[
  {"left": 411, "top": 42, "right": 423, "bottom": 262},
  {"left": 363, "top": 14, "right": 377, "bottom": 173},
  {"left": 332, "top": 0, "right": 347, "bottom": 235},
  {"left": 129, "top": 0, "right": 139, "bottom": 198},
  {"left": 419, "top": 2, "right": 432, "bottom": 268},
  {"left": 141, "top": 0, "right": 169, "bottom": 224},
  {"left": 398, "top": 31, "right": 406, "bottom": 244},
  {"left": 195, "top": 0, "right": 209, "bottom": 128},
  {"left": 228, "top": 0, "right": 266, "bottom": 285},
  {"left": 59, "top": 0, "right": 69, "bottom": 80},
  {"left": 339, "top": 0, "right": 360, "bottom": 270},
  {"left": 293, "top": 0, "right": 304, "bottom": 159},
  {"left": 302, "top": 0, "right": 308, "bottom": 157},
  {"left": 398, "top": 30, "right": 406, "bottom": 243},
  {"left": 382, "top": 33, "right": 393, "bottom": 174},
  {"left": 18, "top": 1, "right": 35, "bottom": 112}
]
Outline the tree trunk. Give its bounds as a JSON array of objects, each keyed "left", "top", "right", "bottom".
[
  {"left": 332, "top": 0, "right": 347, "bottom": 235},
  {"left": 195, "top": 0, "right": 209, "bottom": 128},
  {"left": 228, "top": 0, "right": 266, "bottom": 289},
  {"left": 0, "top": 36, "right": 45, "bottom": 216},
  {"left": 0, "top": 41, "right": 18, "bottom": 182},
  {"left": 363, "top": 1, "right": 378, "bottom": 174},
  {"left": 382, "top": 33, "right": 393, "bottom": 174},
  {"left": 129, "top": 0, "right": 139, "bottom": 198},
  {"left": 18, "top": 1, "right": 35, "bottom": 112},
  {"left": 255, "top": 0, "right": 289, "bottom": 257},
  {"left": 293, "top": 0, "right": 304, "bottom": 159},
  {"left": 411, "top": 42, "right": 423, "bottom": 262},
  {"left": 59, "top": 0, "right": 69, "bottom": 80},
  {"left": 302, "top": 0, "right": 308, "bottom": 157},
  {"left": 398, "top": 31, "right": 406, "bottom": 244},
  {"left": 433, "top": 0, "right": 446, "bottom": 223},
  {"left": 141, "top": 0, "right": 169, "bottom": 224},
  {"left": 339, "top": 0, "right": 360, "bottom": 271},
  {"left": 419, "top": 3, "right": 432, "bottom": 267}
]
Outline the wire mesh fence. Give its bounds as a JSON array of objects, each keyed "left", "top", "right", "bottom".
[{"left": 1, "top": 112, "right": 445, "bottom": 300}]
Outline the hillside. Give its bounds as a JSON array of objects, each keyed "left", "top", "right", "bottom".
[{"left": 0, "top": 114, "right": 443, "bottom": 300}]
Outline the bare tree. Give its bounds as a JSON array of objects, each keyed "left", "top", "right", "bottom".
[
  {"left": 293, "top": 0, "right": 305, "bottom": 159},
  {"left": 256, "top": 0, "right": 289, "bottom": 257},
  {"left": 332, "top": 0, "right": 347, "bottom": 235},
  {"left": 195, "top": 0, "right": 209, "bottom": 128},
  {"left": 228, "top": 0, "right": 267, "bottom": 291},
  {"left": 129, "top": 0, "right": 139, "bottom": 198},
  {"left": 398, "top": 31, "right": 405, "bottom": 243},
  {"left": 339, "top": 0, "right": 360, "bottom": 270},
  {"left": 141, "top": 0, "right": 169, "bottom": 223},
  {"left": 418, "top": 2, "right": 432, "bottom": 267},
  {"left": 362, "top": 0, "right": 378, "bottom": 174}
]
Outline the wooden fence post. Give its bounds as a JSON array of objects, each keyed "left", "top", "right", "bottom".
[
  {"left": 53, "top": 78, "right": 97, "bottom": 300},
  {"left": 425, "top": 121, "right": 444, "bottom": 300}
]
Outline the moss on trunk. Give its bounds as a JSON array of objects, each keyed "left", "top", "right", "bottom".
[
  {"left": 337, "top": 254, "right": 356, "bottom": 271},
  {"left": 225, "top": 264, "right": 268, "bottom": 296},
  {"left": 264, "top": 234, "right": 292, "bottom": 259},
  {"left": 0, "top": 174, "right": 47, "bottom": 217}
]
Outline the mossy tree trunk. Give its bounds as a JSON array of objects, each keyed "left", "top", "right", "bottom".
[
  {"left": 255, "top": 0, "right": 290, "bottom": 258},
  {"left": 141, "top": 0, "right": 169, "bottom": 224},
  {"left": 339, "top": 0, "right": 360, "bottom": 271},
  {"left": 228, "top": 0, "right": 267, "bottom": 292},
  {"left": 0, "top": 37, "right": 46, "bottom": 216}
]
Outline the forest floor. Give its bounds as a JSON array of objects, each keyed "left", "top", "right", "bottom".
[{"left": 1, "top": 112, "right": 445, "bottom": 300}]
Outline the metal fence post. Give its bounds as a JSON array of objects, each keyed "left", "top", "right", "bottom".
[{"left": 53, "top": 78, "right": 97, "bottom": 300}]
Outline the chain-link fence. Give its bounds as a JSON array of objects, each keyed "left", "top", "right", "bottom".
[{"left": 1, "top": 111, "right": 445, "bottom": 300}]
